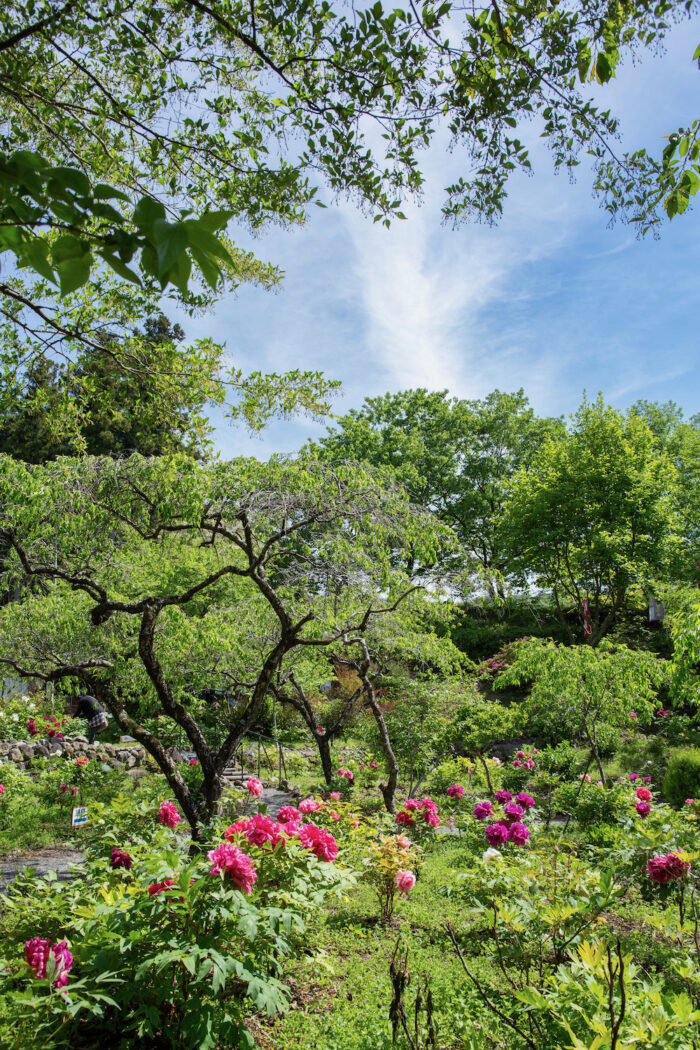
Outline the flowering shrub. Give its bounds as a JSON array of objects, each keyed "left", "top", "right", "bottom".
[
  {"left": 3, "top": 797, "right": 352, "bottom": 1050},
  {"left": 362, "top": 833, "right": 421, "bottom": 922}
]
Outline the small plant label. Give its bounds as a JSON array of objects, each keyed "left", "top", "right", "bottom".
[{"left": 71, "top": 806, "right": 89, "bottom": 827}]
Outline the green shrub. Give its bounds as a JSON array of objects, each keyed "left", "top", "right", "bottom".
[{"left": 662, "top": 748, "right": 700, "bottom": 806}]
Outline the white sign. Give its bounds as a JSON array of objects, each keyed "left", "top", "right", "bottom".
[{"left": 71, "top": 806, "right": 89, "bottom": 827}]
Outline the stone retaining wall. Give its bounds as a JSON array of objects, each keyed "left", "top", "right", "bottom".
[{"left": 0, "top": 737, "right": 148, "bottom": 770}]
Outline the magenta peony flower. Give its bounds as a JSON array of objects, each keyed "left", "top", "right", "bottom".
[
  {"left": 25, "top": 938, "right": 73, "bottom": 989},
  {"left": 277, "top": 806, "right": 301, "bottom": 823},
  {"left": 515, "top": 793, "right": 535, "bottom": 810},
  {"left": 396, "top": 809, "right": 414, "bottom": 827},
  {"left": 503, "top": 802, "right": 524, "bottom": 821},
  {"left": 369, "top": 761, "right": 378, "bottom": 769},
  {"left": 512, "top": 760, "right": 522, "bottom": 768},
  {"left": 446, "top": 784, "right": 465, "bottom": 798},
  {"left": 635, "top": 787, "right": 652, "bottom": 802},
  {"left": 473, "top": 801, "right": 494, "bottom": 822},
  {"left": 643, "top": 777, "right": 652, "bottom": 783},
  {"left": 0, "top": 785, "right": 4, "bottom": 796},
  {"left": 110, "top": 847, "right": 132, "bottom": 871},
  {"left": 516, "top": 750, "right": 525, "bottom": 759},
  {"left": 628, "top": 773, "right": 640, "bottom": 781},
  {"left": 246, "top": 777, "right": 263, "bottom": 797},
  {"left": 147, "top": 878, "right": 176, "bottom": 897},
  {"left": 485, "top": 823, "right": 509, "bottom": 846},
  {"left": 207, "top": 843, "right": 257, "bottom": 894},
  {"left": 158, "top": 800, "right": 181, "bottom": 828},
  {"left": 241, "top": 813, "right": 286, "bottom": 849},
  {"left": 188, "top": 758, "right": 198, "bottom": 766},
  {"left": 507, "top": 822, "right": 530, "bottom": 845},
  {"left": 635, "top": 801, "right": 651, "bottom": 818},
  {"left": 299, "top": 798, "right": 322, "bottom": 814},
  {"left": 647, "top": 852, "right": 691, "bottom": 884},
  {"left": 394, "top": 869, "right": 416, "bottom": 894},
  {"left": 223, "top": 818, "right": 251, "bottom": 840},
  {"left": 27, "top": 719, "right": 38, "bottom": 737},
  {"left": 298, "top": 823, "right": 338, "bottom": 862},
  {"left": 495, "top": 791, "right": 512, "bottom": 804}
]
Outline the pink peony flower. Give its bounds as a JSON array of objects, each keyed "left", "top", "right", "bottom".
[
  {"left": 686, "top": 798, "right": 696, "bottom": 806},
  {"left": 446, "top": 785, "right": 465, "bottom": 798},
  {"left": 110, "top": 847, "right": 132, "bottom": 871},
  {"left": 628, "top": 773, "right": 640, "bottom": 781},
  {"left": 512, "top": 760, "right": 522, "bottom": 768},
  {"left": 524, "top": 760, "right": 535, "bottom": 770},
  {"left": 394, "top": 869, "right": 416, "bottom": 894},
  {"left": 635, "top": 801, "right": 651, "bottom": 818},
  {"left": 330, "top": 792, "right": 342, "bottom": 801},
  {"left": 507, "top": 822, "right": 530, "bottom": 845},
  {"left": 241, "top": 813, "right": 285, "bottom": 849},
  {"left": 643, "top": 777, "right": 652, "bottom": 783},
  {"left": 396, "top": 809, "right": 414, "bottom": 827},
  {"left": 0, "top": 785, "right": 4, "bottom": 796},
  {"left": 299, "top": 798, "right": 322, "bottom": 814},
  {"left": 630, "top": 711, "right": 637, "bottom": 719},
  {"left": 495, "top": 791, "right": 512, "bottom": 804},
  {"left": 396, "top": 835, "right": 411, "bottom": 849},
  {"left": 579, "top": 774, "right": 591, "bottom": 782},
  {"left": 485, "top": 823, "right": 509, "bottom": 846},
  {"left": 422, "top": 809, "right": 440, "bottom": 828},
  {"left": 516, "top": 751, "right": 525, "bottom": 759},
  {"left": 337, "top": 768, "right": 354, "bottom": 782},
  {"left": 277, "top": 806, "right": 301, "bottom": 823},
  {"left": 246, "top": 777, "right": 263, "bottom": 797},
  {"left": 635, "top": 787, "right": 652, "bottom": 802},
  {"left": 515, "top": 793, "right": 535, "bottom": 810},
  {"left": 207, "top": 843, "right": 257, "bottom": 894},
  {"left": 25, "top": 938, "right": 73, "bottom": 988},
  {"left": 503, "top": 802, "right": 524, "bottom": 821},
  {"left": 473, "top": 801, "right": 494, "bottom": 822},
  {"left": 369, "top": 762, "right": 378, "bottom": 769},
  {"left": 298, "top": 823, "right": 338, "bottom": 862},
  {"left": 404, "top": 799, "right": 421, "bottom": 811},
  {"left": 147, "top": 878, "right": 176, "bottom": 897},
  {"left": 317, "top": 726, "right": 324, "bottom": 734},
  {"left": 70, "top": 786, "right": 78, "bottom": 796},
  {"left": 76, "top": 755, "right": 88, "bottom": 768},
  {"left": 329, "top": 811, "right": 340, "bottom": 820},
  {"left": 158, "top": 800, "right": 181, "bottom": 829},
  {"left": 188, "top": 759, "right": 198, "bottom": 766},
  {"left": 27, "top": 719, "right": 38, "bottom": 737},
  {"left": 647, "top": 853, "right": 691, "bottom": 884}
]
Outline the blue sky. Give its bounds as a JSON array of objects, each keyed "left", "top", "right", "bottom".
[{"left": 173, "top": 22, "right": 700, "bottom": 458}]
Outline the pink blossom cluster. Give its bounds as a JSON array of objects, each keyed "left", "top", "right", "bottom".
[
  {"left": 512, "top": 747, "right": 538, "bottom": 770},
  {"left": 474, "top": 791, "right": 535, "bottom": 848},
  {"left": 110, "top": 847, "right": 132, "bottom": 871},
  {"left": 208, "top": 843, "right": 258, "bottom": 894},
  {"left": 446, "top": 784, "right": 464, "bottom": 799},
  {"left": 158, "top": 800, "right": 181, "bottom": 829},
  {"left": 25, "top": 937, "right": 73, "bottom": 989},
  {"left": 330, "top": 791, "right": 342, "bottom": 801},
  {"left": 646, "top": 852, "right": 691, "bottom": 884},
  {"left": 0, "top": 785, "right": 4, "bottom": 797},
  {"left": 656, "top": 709, "right": 671, "bottom": 717},
  {"left": 394, "top": 870, "right": 416, "bottom": 894},
  {"left": 75, "top": 755, "right": 89, "bottom": 768},
  {"left": 395, "top": 797, "right": 440, "bottom": 829},
  {"left": 296, "top": 823, "right": 339, "bottom": 862},
  {"left": 246, "top": 777, "right": 263, "bottom": 797},
  {"left": 224, "top": 813, "right": 286, "bottom": 849},
  {"left": 337, "top": 768, "right": 354, "bottom": 783}
]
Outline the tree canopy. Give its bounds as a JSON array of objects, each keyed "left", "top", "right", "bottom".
[{"left": 312, "top": 388, "right": 563, "bottom": 590}]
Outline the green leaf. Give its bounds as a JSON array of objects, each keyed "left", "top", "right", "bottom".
[{"left": 153, "top": 220, "right": 189, "bottom": 275}]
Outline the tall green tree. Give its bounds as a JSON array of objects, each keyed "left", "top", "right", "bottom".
[
  {"left": 313, "top": 388, "right": 563, "bottom": 589},
  {"left": 0, "top": 452, "right": 452, "bottom": 836},
  {"left": 500, "top": 396, "right": 679, "bottom": 645},
  {"left": 0, "top": 315, "right": 223, "bottom": 460}
]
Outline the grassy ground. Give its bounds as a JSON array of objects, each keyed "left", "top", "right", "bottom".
[{"left": 249, "top": 840, "right": 487, "bottom": 1050}]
